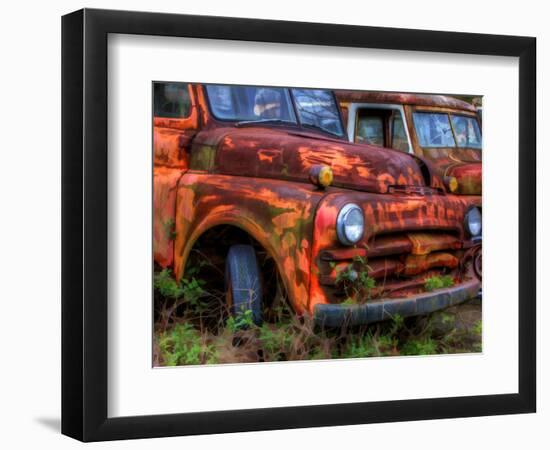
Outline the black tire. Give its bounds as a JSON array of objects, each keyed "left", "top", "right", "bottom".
[{"left": 225, "top": 244, "right": 263, "bottom": 325}]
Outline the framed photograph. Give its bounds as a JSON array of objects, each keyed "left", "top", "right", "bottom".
[{"left": 62, "top": 8, "right": 536, "bottom": 442}]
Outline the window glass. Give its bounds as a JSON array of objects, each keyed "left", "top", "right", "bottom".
[
  {"left": 291, "top": 89, "right": 345, "bottom": 137},
  {"left": 206, "top": 85, "right": 296, "bottom": 122},
  {"left": 154, "top": 82, "right": 191, "bottom": 118},
  {"left": 356, "top": 116, "right": 384, "bottom": 146},
  {"left": 413, "top": 112, "right": 456, "bottom": 147},
  {"left": 391, "top": 113, "right": 409, "bottom": 152},
  {"left": 451, "top": 115, "right": 482, "bottom": 149}
]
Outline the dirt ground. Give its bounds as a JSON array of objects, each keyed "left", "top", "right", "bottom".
[{"left": 430, "top": 297, "right": 482, "bottom": 334}]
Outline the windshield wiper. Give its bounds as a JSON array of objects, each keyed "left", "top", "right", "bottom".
[{"left": 235, "top": 119, "right": 295, "bottom": 127}]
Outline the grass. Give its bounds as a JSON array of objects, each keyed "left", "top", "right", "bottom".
[
  {"left": 153, "top": 250, "right": 481, "bottom": 366},
  {"left": 154, "top": 308, "right": 482, "bottom": 366},
  {"left": 153, "top": 268, "right": 482, "bottom": 366}
]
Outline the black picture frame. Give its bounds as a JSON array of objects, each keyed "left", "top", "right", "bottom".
[{"left": 62, "top": 8, "right": 536, "bottom": 442}]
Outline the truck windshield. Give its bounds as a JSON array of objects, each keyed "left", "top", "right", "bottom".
[
  {"left": 291, "top": 88, "right": 345, "bottom": 137},
  {"left": 451, "top": 114, "right": 482, "bottom": 149},
  {"left": 413, "top": 112, "right": 456, "bottom": 147},
  {"left": 413, "top": 112, "right": 482, "bottom": 149},
  {"left": 205, "top": 85, "right": 345, "bottom": 137},
  {"left": 206, "top": 85, "right": 297, "bottom": 123}
]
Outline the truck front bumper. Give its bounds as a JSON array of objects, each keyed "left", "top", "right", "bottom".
[{"left": 313, "top": 278, "right": 480, "bottom": 327}]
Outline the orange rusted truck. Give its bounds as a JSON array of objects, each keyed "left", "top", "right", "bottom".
[
  {"left": 336, "top": 91, "right": 482, "bottom": 198},
  {"left": 154, "top": 82, "right": 482, "bottom": 327}
]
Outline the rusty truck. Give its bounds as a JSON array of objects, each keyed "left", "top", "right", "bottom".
[
  {"left": 153, "top": 82, "right": 482, "bottom": 327},
  {"left": 336, "top": 91, "right": 482, "bottom": 197}
]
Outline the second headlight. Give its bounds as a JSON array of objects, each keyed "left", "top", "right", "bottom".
[
  {"left": 336, "top": 203, "right": 364, "bottom": 245},
  {"left": 464, "top": 206, "right": 482, "bottom": 237}
]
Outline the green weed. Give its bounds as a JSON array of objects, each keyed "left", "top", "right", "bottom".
[
  {"left": 226, "top": 308, "right": 256, "bottom": 332},
  {"left": 157, "top": 323, "right": 218, "bottom": 365},
  {"left": 335, "top": 250, "right": 376, "bottom": 302},
  {"left": 473, "top": 320, "right": 482, "bottom": 336},
  {"left": 400, "top": 338, "right": 438, "bottom": 355},
  {"left": 153, "top": 267, "right": 481, "bottom": 366},
  {"left": 424, "top": 275, "right": 454, "bottom": 292}
]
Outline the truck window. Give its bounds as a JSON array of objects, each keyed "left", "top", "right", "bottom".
[
  {"left": 413, "top": 112, "right": 456, "bottom": 148},
  {"left": 154, "top": 82, "right": 191, "bottom": 118},
  {"left": 355, "top": 108, "right": 410, "bottom": 152},
  {"left": 206, "top": 85, "right": 296, "bottom": 122},
  {"left": 390, "top": 113, "right": 409, "bottom": 152},
  {"left": 451, "top": 115, "right": 482, "bottom": 149},
  {"left": 291, "top": 88, "right": 345, "bottom": 138},
  {"left": 356, "top": 114, "right": 384, "bottom": 146}
]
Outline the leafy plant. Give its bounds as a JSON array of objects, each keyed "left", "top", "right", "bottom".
[
  {"left": 154, "top": 269, "right": 186, "bottom": 299},
  {"left": 335, "top": 250, "right": 376, "bottom": 302},
  {"left": 388, "top": 313, "right": 405, "bottom": 336},
  {"left": 157, "top": 323, "right": 217, "bottom": 365},
  {"left": 441, "top": 312, "right": 456, "bottom": 326},
  {"left": 154, "top": 267, "right": 207, "bottom": 306},
  {"left": 226, "top": 308, "right": 256, "bottom": 332},
  {"left": 341, "top": 335, "right": 377, "bottom": 358},
  {"left": 154, "top": 265, "right": 212, "bottom": 331},
  {"left": 400, "top": 337, "right": 438, "bottom": 356},
  {"left": 424, "top": 275, "right": 454, "bottom": 292},
  {"left": 258, "top": 324, "right": 293, "bottom": 360}
]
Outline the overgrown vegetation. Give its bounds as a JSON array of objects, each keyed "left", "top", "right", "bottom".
[
  {"left": 153, "top": 255, "right": 481, "bottom": 366},
  {"left": 424, "top": 274, "right": 454, "bottom": 292},
  {"left": 333, "top": 250, "right": 376, "bottom": 303},
  {"left": 157, "top": 323, "right": 218, "bottom": 365}
]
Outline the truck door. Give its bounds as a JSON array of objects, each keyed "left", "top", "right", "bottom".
[
  {"left": 153, "top": 82, "right": 199, "bottom": 268},
  {"left": 355, "top": 107, "right": 411, "bottom": 153}
]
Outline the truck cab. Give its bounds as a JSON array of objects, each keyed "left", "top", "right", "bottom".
[
  {"left": 336, "top": 91, "right": 482, "bottom": 197},
  {"left": 154, "top": 82, "right": 482, "bottom": 327}
]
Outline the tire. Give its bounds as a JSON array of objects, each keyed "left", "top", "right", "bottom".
[
  {"left": 473, "top": 247, "right": 482, "bottom": 280},
  {"left": 225, "top": 244, "right": 263, "bottom": 325}
]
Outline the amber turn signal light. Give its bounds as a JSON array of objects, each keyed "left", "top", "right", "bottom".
[
  {"left": 309, "top": 165, "right": 333, "bottom": 188},
  {"left": 444, "top": 176, "right": 459, "bottom": 193}
]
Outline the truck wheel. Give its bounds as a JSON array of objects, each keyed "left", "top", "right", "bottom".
[
  {"left": 225, "top": 244, "right": 263, "bottom": 325},
  {"left": 474, "top": 248, "right": 482, "bottom": 280}
]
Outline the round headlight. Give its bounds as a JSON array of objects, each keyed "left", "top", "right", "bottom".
[
  {"left": 465, "top": 207, "right": 482, "bottom": 237},
  {"left": 336, "top": 203, "right": 364, "bottom": 245}
]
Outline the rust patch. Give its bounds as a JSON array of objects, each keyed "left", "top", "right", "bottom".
[{"left": 407, "top": 232, "right": 461, "bottom": 255}]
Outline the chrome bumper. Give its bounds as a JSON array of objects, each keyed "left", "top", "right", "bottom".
[{"left": 314, "top": 278, "right": 481, "bottom": 327}]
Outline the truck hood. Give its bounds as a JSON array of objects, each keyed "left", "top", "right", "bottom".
[
  {"left": 446, "top": 162, "right": 482, "bottom": 195},
  {"left": 421, "top": 149, "right": 482, "bottom": 195},
  {"left": 195, "top": 127, "right": 427, "bottom": 194}
]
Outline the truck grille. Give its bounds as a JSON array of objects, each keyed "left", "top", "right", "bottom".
[{"left": 318, "top": 231, "right": 465, "bottom": 300}]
